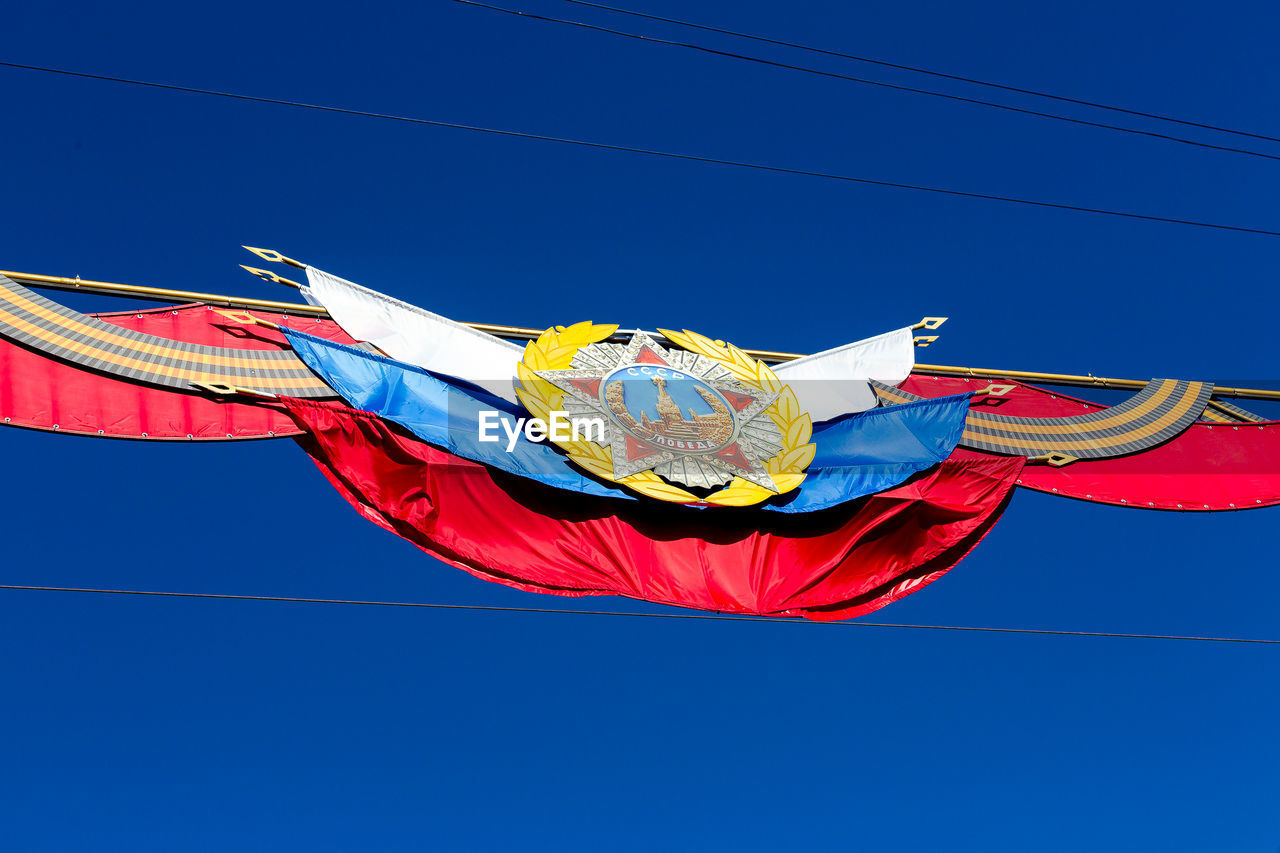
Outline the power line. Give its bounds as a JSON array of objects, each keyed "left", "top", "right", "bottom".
[
  {"left": 452, "top": 0, "right": 1280, "bottom": 163},
  {"left": 0, "top": 584, "right": 1275, "bottom": 645},
  {"left": 3, "top": 60, "right": 1279, "bottom": 238},
  {"left": 556, "top": 0, "right": 1280, "bottom": 146}
]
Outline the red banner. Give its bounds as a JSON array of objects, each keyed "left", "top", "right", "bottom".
[
  {"left": 0, "top": 303, "right": 351, "bottom": 440},
  {"left": 900, "top": 375, "right": 1280, "bottom": 510},
  {"left": 284, "top": 398, "right": 1024, "bottom": 620},
  {"left": 1014, "top": 421, "right": 1280, "bottom": 510}
]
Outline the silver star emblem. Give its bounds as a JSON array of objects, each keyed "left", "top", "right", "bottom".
[{"left": 536, "top": 333, "right": 783, "bottom": 491}]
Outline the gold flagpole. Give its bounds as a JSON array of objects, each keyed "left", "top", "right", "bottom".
[
  {"left": 2, "top": 270, "right": 330, "bottom": 315},
  {"left": 4, "top": 266, "right": 1280, "bottom": 402},
  {"left": 0, "top": 269, "right": 562, "bottom": 338}
]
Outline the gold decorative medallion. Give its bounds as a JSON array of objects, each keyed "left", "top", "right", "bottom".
[{"left": 515, "top": 322, "right": 816, "bottom": 506}]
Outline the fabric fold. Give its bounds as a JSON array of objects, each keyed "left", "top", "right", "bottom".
[
  {"left": 774, "top": 326, "right": 916, "bottom": 421},
  {"left": 286, "top": 398, "right": 1024, "bottom": 620},
  {"left": 303, "top": 266, "right": 525, "bottom": 402}
]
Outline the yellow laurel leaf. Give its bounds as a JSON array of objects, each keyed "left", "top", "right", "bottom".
[
  {"left": 562, "top": 438, "right": 609, "bottom": 460},
  {"left": 620, "top": 470, "right": 663, "bottom": 484},
  {"left": 675, "top": 329, "right": 718, "bottom": 358},
  {"left": 541, "top": 344, "right": 582, "bottom": 368},
  {"left": 635, "top": 482, "right": 701, "bottom": 503},
  {"left": 567, "top": 452, "right": 615, "bottom": 479},
  {"left": 561, "top": 321, "right": 611, "bottom": 347},
  {"left": 769, "top": 472, "right": 806, "bottom": 494},
  {"left": 785, "top": 413, "right": 813, "bottom": 448},
  {"left": 775, "top": 387, "right": 800, "bottom": 422},
  {"left": 515, "top": 361, "right": 536, "bottom": 382},
  {"left": 522, "top": 340, "right": 550, "bottom": 371},
  {"left": 776, "top": 443, "right": 817, "bottom": 472},
  {"left": 655, "top": 328, "right": 697, "bottom": 352},
  {"left": 514, "top": 390, "right": 549, "bottom": 422},
  {"left": 516, "top": 365, "right": 545, "bottom": 391},
  {"left": 723, "top": 341, "right": 756, "bottom": 371},
  {"left": 705, "top": 480, "right": 770, "bottom": 506},
  {"left": 756, "top": 361, "right": 783, "bottom": 393}
]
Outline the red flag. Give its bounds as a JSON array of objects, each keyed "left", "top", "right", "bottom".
[
  {"left": 284, "top": 398, "right": 1024, "bottom": 620},
  {"left": 0, "top": 303, "right": 355, "bottom": 440}
]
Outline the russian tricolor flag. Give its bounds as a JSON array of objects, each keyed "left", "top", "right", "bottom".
[{"left": 274, "top": 267, "right": 1023, "bottom": 620}]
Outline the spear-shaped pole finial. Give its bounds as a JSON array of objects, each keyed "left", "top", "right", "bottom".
[
  {"left": 212, "top": 309, "right": 283, "bottom": 331},
  {"left": 239, "top": 265, "right": 302, "bottom": 289},
  {"left": 242, "top": 246, "right": 306, "bottom": 270}
]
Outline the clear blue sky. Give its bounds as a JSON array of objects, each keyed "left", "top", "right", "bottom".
[{"left": 3, "top": 2, "right": 1278, "bottom": 850}]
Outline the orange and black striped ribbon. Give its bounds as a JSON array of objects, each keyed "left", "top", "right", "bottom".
[
  {"left": 874, "top": 378, "right": 1213, "bottom": 459},
  {"left": 0, "top": 275, "right": 333, "bottom": 397}
]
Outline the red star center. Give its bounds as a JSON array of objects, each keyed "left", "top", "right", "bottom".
[
  {"left": 634, "top": 346, "right": 667, "bottom": 366},
  {"left": 624, "top": 434, "right": 665, "bottom": 464},
  {"left": 714, "top": 442, "right": 752, "bottom": 471},
  {"left": 719, "top": 389, "right": 755, "bottom": 412},
  {"left": 568, "top": 377, "right": 601, "bottom": 396}
]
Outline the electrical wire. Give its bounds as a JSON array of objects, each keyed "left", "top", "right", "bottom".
[
  {"left": 2, "top": 60, "right": 1278, "bottom": 238},
  {"left": 0, "top": 584, "right": 1275, "bottom": 645},
  {"left": 452, "top": 0, "right": 1280, "bottom": 163},
  {"left": 555, "top": 0, "right": 1280, "bottom": 146}
]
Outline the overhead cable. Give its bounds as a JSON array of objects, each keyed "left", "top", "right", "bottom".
[
  {"left": 451, "top": 0, "right": 1280, "bottom": 163},
  {"left": 555, "top": 0, "right": 1280, "bottom": 145},
  {"left": 1, "top": 584, "right": 1276, "bottom": 645},
  {"left": 3, "top": 61, "right": 1278, "bottom": 237}
]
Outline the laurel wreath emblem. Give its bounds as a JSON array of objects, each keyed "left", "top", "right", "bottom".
[{"left": 515, "top": 322, "right": 816, "bottom": 506}]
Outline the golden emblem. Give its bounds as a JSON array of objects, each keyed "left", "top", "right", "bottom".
[{"left": 515, "top": 323, "right": 816, "bottom": 507}]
